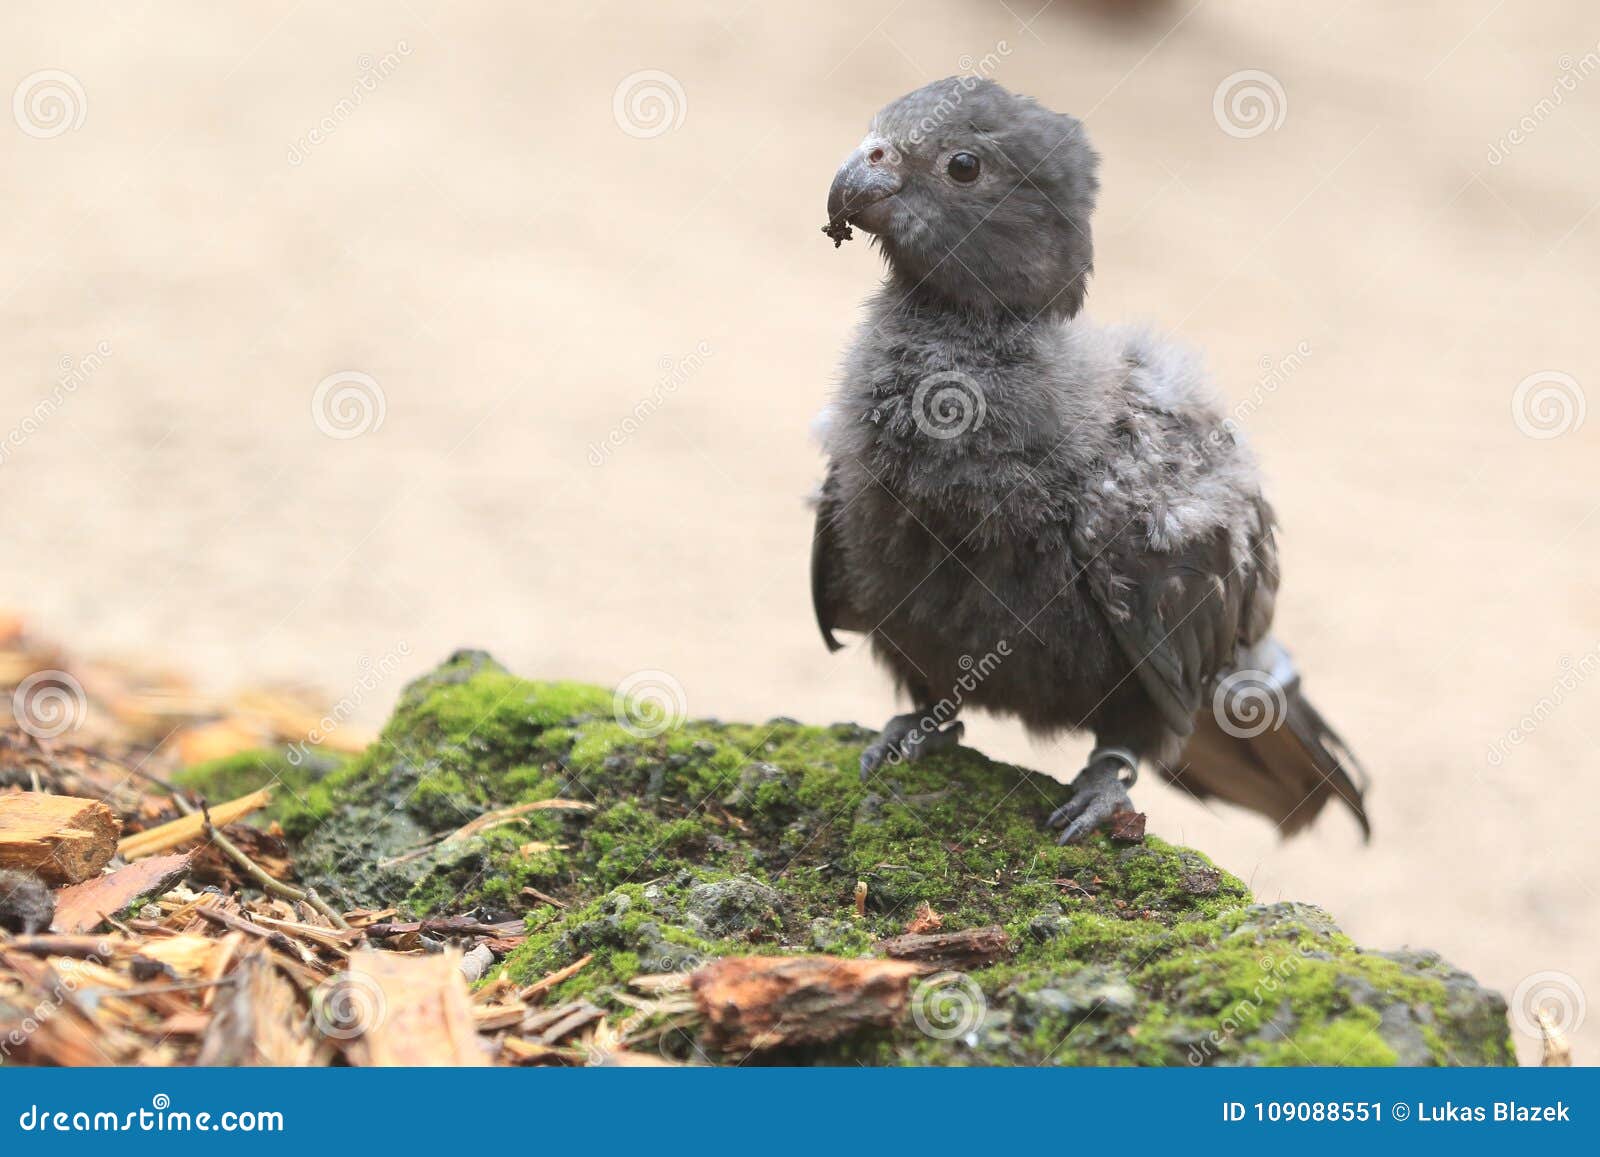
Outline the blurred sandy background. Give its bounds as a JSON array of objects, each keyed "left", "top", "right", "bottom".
[{"left": 1, "top": 1, "right": 1595, "bottom": 1063}]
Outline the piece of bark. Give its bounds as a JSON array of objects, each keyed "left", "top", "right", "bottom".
[
  {"left": 875, "top": 925, "right": 1010, "bottom": 970},
  {"left": 1108, "top": 809, "right": 1146, "bottom": 843},
  {"left": 51, "top": 851, "right": 194, "bottom": 933},
  {"left": 1537, "top": 1008, "right": 1572, "bottom": 1067},
  {"left": 904, "top": 902, "right": 943, "bottom": 935},
  {"left": 517, "top": 952, "right": 593, "bottom": 1002},
  {"left": 117, "top": 788, "right": 270, "bottom": 859},
  {"left": 535, "top": 1000, "right": 605, "bottom": 1045},
  {"left": 519, "top": 885, "right": 566, "bottom": 909},
  {"left": 198, "top": 950, "right": 323, "bottom": 1066},
  {"left": 0, "top": 791, "right": 121, "bottom": 884},
  {"left": 365, "top": 915, "right": 524, "bottom": 939},
  {"left": 690, "top": 955, "right": 924, "bottom": 1053},
  {"left": 501, "top": 1037, "right": 585, "bottom": 1065},
  {"left": 337, "top": 948, "right": 490, "bottom": 1066}
]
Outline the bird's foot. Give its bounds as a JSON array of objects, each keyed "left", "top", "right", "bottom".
[
  {"left": 1048, "top": 747, "right": 1140, "bottom": 844},
  {"left": 859, "top": 712, "right": 964, "bottom": 781}
]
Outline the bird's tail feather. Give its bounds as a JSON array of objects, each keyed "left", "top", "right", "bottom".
[{"left": 1160, "top": 638, "right": 1372, "bottom": 840}]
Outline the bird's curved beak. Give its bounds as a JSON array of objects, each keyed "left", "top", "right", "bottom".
[{"left": 824, "top": 138, "right": 903, "bottom": 244}]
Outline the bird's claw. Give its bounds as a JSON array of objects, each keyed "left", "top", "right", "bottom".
[
  {"left": 1049, "top": 757, "right": 1136, "bottom": 844},
  {"left": 859, "top": 713, "right": 964, "bottom": 781}
]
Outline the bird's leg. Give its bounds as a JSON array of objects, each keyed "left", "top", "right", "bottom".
[
  {"left": 1048, "top": 746, "right": 1140, "bottom": 844},
  {"left": 859, "top": 709, "right": 964, "bottom": 781}
]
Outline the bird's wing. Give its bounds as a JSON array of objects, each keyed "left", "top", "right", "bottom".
[
  {"left": 1079, "top": 499, "right": 1276, "bottom": 737},
  {"left": 811, "top": 465, "right": 865, "bottom": 651}
]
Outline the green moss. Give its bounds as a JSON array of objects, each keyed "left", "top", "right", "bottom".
[
  {"left": 273, "top": 652, "right": 1515, "bottom": 1067},
  {"left": 173, "top": 747, "right": 344, "bottom": 829}
]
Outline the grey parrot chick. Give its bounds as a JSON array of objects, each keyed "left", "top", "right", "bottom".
[
  {"left": 813, "top": 77, "right": 1369, "bottom": 843},
  {"left": 0, "top": 868, "right": 56, "bottom": 935}
]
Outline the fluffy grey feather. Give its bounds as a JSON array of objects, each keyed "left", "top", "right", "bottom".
[
  {"left": 0, "top": 868, "right": 55, "bottom": 935},
  {"left": 814, "top": 77, "right": 1369, "bottom": 841}
]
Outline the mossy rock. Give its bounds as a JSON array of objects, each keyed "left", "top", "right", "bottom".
[{"left": 180, "top": 650, "right": 1515, "bottom": 1067}]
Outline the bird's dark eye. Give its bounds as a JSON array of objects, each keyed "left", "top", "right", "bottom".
[{"left": 947, "top": 152, "right": 980, "bottom": 183}]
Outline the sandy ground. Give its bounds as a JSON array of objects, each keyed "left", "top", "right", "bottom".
[{"left": 1, "top": 1, "right": 1596, "bottom": 1064}]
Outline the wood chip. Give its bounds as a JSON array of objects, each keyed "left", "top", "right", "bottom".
[
  {"left": 689, "top": 955, "right": 924, "bottom": 1053},
  {"left": 875, "top": 925, "right": 1010, "bottom": 970},
  {"left": 534, "top": 1000, "right": 604, "bottom": 1045},
  {"left": 52, "top": 851, "right": 195, "bottom": 933},
  {"left": 517, "top": 952, "right": 593, "bottom": 1002},
  {"left": 0, "top": 791, "right": 122, "bottom": 884},
  {"left": 197, "top": 950, "right": 321, "bottom": 1066},
  {"left": 1108, "top": 809, "right": 1146, "bottom": 843},
  {"left": 904, "top": 902, "right": 943, "bottom": 934},
  {"left": 440, "top": 798, "right": 596, "bottom": 845},
  {"left": 1538, "top": 1007, "right": 1572, "bottom": 1066},
  {"left": 338, "top": 949, "right": 490, "bottom": 1066},
  {"left": 118, "top": 788, "right": 272, "bottom": 860},
  {"left": 519, "top": 885, "right": 566, "bottom": 909}
]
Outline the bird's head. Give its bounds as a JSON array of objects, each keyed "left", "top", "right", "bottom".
[{"left": 824, "top": 78, "right": 1099, "bottom": 320}]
